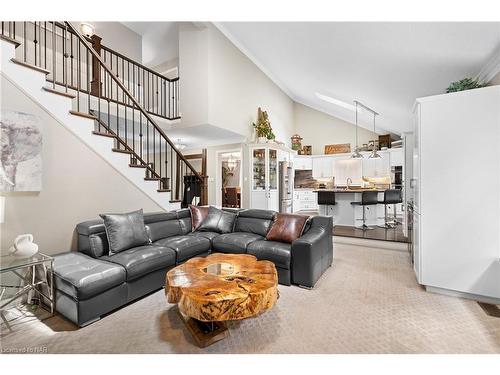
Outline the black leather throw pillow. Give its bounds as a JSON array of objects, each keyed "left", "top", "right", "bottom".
[
  {"left": 197, "top": 206, "right": 237, "bottom": 234},
  {"left": 100, "top": 209, "right": 149, "bottom": 255}
]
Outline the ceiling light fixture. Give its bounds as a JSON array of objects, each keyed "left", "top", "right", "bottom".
[
  {"left": 351, "top": 101, "right": 363, "bottom": 159},
  {"left": 174, "top": 139, "right": 186, "bottom": 151},
  {"left": 226, "top": 153, "right": 238, "bottom": 171},
  {"left": 369, "top": 112, "right": 381, "bottom": 159},
  {"left": 79, "top": 22, "right": 95, "bottom": 38}
]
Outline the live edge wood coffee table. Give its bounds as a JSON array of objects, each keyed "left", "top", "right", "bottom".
[{"left": 165, "top": 253, "right": 279, "bottom": 348}]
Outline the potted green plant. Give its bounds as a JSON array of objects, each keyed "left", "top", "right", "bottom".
[
  {"left": 253, "top": 107, "right": 275, "bottom": 143},
  {"left": 446, "top": 77, "right": 486, "bottom": 93}
]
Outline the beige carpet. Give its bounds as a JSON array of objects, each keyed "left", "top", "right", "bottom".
[{"left": 1, "top": 242, "right": 499, "bottom": 354}]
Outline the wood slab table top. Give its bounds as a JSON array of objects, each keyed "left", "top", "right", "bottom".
[{"left": 165, "top": 253, "right": 278, "bottom": 322}]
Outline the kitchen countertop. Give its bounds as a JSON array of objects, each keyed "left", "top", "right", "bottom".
[{"left": 313, "top": 188, "right": 387, "bottom": 193}]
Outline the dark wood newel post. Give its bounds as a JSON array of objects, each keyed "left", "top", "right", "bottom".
[{"left": 90, "top": 34, "right": 102, "bottom": 96}]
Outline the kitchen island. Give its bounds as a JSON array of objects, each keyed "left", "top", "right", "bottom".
[{"left": 314, "top": 188, "right": 397, "bottom": 227}]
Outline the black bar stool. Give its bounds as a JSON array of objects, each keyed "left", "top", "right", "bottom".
[
  {"left": 351, "top": 191, "right": 378, "bottom": 230},
  {"left": 318, "top": 191, "right": 336, "bottom": 205},
  {"left": 378, "top": 189, "right": 402, "bottom": 228}
]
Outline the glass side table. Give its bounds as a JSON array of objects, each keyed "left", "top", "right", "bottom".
[{"left": 0, "top": 253, "right": 54, "bottom": 332}]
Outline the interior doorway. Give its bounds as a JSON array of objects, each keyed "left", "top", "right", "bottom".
[{"left": 219, "top": 151, "right": 242, "bottom": 208}]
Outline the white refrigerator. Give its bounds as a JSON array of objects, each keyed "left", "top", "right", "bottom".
[{"left": 412, "top": 85, "right": 500, "bottom": 302}]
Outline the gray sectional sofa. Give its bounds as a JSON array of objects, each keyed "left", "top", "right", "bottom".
[{"left": 53, "top": 208, "right": 333, "bottom": 327}]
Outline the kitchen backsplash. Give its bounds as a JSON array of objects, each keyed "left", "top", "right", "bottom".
[{"left": 294, "top": 170, "right": 334, "bottom": 189}]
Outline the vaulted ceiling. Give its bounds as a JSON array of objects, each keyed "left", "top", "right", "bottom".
[{"left": 216, "top": 22, "right": 500, "bottom": 135}]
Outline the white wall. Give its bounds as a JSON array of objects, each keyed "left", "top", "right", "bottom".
[
  {"left": 0, "top": 76, "right": 163, "bottom": 254},
  {"left": 207, "top": 24, "right": 295, "bottom": 145},
  {"left": 178, "top": 23, "right": 210, "bottom": 127},
  {"left": 294, "top": 102, "right": 377, "bottom": 155},
  {"left": 179, "top": 24, "right": 295, "bottom": 146},
  {"left": 94, "top": 22, "right": 142, "bottom": 63}
]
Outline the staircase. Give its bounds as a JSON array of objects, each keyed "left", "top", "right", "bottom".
[{"left": 0, "top": 21, "right": 206, "bottom": 210}]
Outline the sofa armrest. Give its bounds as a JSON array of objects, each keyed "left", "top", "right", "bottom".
[{"left": 291, "top": 216, "right": 333, "bottom": 288}]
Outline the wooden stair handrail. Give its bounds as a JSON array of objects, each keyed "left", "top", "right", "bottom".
[{"left": 64, "top": 21, "right": 203, "bottom": 184}]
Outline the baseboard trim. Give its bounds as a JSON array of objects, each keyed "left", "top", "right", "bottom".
[
  {"left": 425, "top": 286, "right": 500, "bottom": 305},
  {"left": 333, "top": 236, "right": 408, "bottom": 252}
]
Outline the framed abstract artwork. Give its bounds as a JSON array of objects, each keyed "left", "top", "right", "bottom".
[{"left": 0, "top": 110, "right": 43, "bottom": 192}]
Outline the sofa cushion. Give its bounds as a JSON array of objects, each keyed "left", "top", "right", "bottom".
[
  {"left": 247, "top": 240, "right": 292, "bottom": 269},
  {"left": 144, "top": 212, "right": 183, "bottom": 242},
  {"left": 154, "top": 235, "right": 211, "bottom": 263},
  {"left": 101, "top": 245, "right": 176, "bottom": 281},
  {"left": 197, "top": 206, "right": 237, "bottom": 234},
  {"left": 212, "top": 232, "right": 263, "bottom": 254},
  {"left": 266, "top": 213, "right": 309, "bottom": 244},
  {"left": 234, "top": 209, "right": 275, "bottom": 237},
  {"left": 188, "top": 231, "right": 220, "bottom": 241},
  {"left": 99, "top": 209, "right": 149, "bottom": 254},
  {"left": 189, "top": 205, "right": 209, "bottom": 231},
  {"left": 53, "top": 252, "right": 126, "bottom": 300},
  {"left": 176, "top": 209, "right": 192, "bottom": 235}
]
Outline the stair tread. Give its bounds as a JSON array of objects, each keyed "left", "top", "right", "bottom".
[
  {"left": 0, "top": 35, "right": 21, "bottom": 48},
  {"left": 157, "top": 189, "right": 172, "bottom": 193},
  {"left": 112, "top": 148, "right": 133, "bottom": 154},
  {"left": 10, "top": 58, "right": 50, "bottom": 75},
  {"left": 69, "top": 110, "right": 98, "bottom": 120},
  {"left": 144, "top": 177, "right": 161, "bottom": 181},
  {"left": 92, "top": 131, "right": 116, "bottom": 138},
  {"left": 169, "top": 200, "right": 182, "bottom": 203},
  {"left": 129, "top": 164, "right": 147, "bottom": 168},
  {"left": 42, "top": 86, "right": 76, "bottom": 99}
]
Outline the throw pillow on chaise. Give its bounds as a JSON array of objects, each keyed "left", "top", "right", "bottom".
[{"left": 99, "top": 209, "right": 149, "bottom": 255}]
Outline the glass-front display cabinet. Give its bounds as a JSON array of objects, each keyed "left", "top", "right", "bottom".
[{"left": 249, "top": 144, "right": 293, "bottom": 211}]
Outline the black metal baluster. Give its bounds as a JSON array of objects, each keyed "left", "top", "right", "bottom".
[
  {"left": 139, "top": 108, "right": 142, "bottom": 160},
  {"left": 23, "top": 22, "right": 26, "bottom": 62},
  {"left": 77, "top": 39, "right": 80, "bottom": 112},
  {"left": 52, "top": 22, "right": 56, "bottom": 89},
  {"left": 33, "top": 22, "right": 37, "bottom": 66},
  {"left": 87, "top": 49, "right": 90, "bottom": 113},
  {"left": 116, "top": 55, "right": 119, "bottom": 140},
  {"left": 168, "top": 80, "right": 171, "bottom": 118},
  {"left": 64, "top": 24, "right": 68, "bottom": 92},
  {"left": 156, "top": 75, "right": 159, "bottom": 116},
  {"left": 108, "top": 52, "right": 111, "bottom": 128},
  {"left": 98, "top": 57, "right": 101, "bottom": 132},
  {"left": 124, "top": 58, "right": 127, "bottom": 145},
  {"left": 70, "top": 31, "right": 74, "bottom": 88},
  {"left": 132, "top": 104, "right": 135, "bottom": 154},
  {"left": 44, "top": 22, "right": 47, "bottom": 69}
]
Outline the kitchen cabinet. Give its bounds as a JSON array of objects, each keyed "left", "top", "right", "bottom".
[
  {"left": 294, "top": 156, "right": 312, "bottom": 170},
  {"left": 389, "top": 148, "right": 403, "bottom": 167},
  {"left": 333, "top": 158, "right": 362, "bottom": 185},
  {"left": 362, "top": 152, "right": 390, "bottom": 178},
  {"left": 312, "top": 157, "right": 334, "bottom": 178},
  {"left": 249, "top": 144, "right": 294, "bottom": 211},
  {"left": 293, "top": 190, "right": 318, "bottom": 212}
]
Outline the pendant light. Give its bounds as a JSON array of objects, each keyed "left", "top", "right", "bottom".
[
  {"left": 174, "top": 138, "right": 186, "bottom": 151},
  {"left": 226, "top": 153, "right": 238, "bottom": 171},
  {"left": 351, "top": 101, "right": 363, "bottom": 159},
  {"left": 368, "top": 112, "right": 381, "bottom": 159}
]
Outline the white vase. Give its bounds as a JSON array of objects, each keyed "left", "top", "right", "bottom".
[
  {"left": 9, "top": 234, "right": 39, "bottom": 258},
  {"left": 257, "top": 136, "right": 267, "bottom": 144}
]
